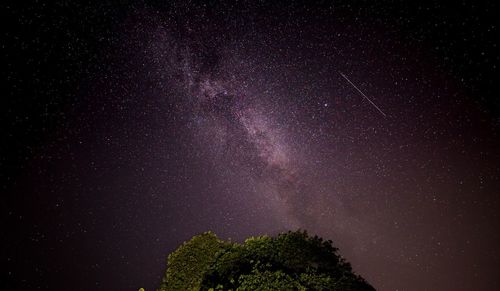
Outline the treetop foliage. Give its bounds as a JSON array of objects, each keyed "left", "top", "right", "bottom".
[{"left": 157, "top": 230, "right": 375, "bottom": 291}]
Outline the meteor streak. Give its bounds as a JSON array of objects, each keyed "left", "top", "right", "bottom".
[{"left": 339, "top": 72, "right": 387, "bottom": 117}]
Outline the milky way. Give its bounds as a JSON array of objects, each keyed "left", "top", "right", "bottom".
[
  {"left": 181, "top": 48, "right": 311, "bottom": 228},
  {"left": 4, "top": 2, "right": 500, "bottom": 291}
]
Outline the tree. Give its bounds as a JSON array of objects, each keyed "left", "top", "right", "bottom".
[
  {"left": 158, "top": 230, "right": 375, "bottom": 291},
  {"left": 158, "top": 232, "right": 227, "bottom": 291}
]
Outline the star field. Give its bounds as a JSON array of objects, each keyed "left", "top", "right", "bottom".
[{"left": 3, "top": 1, "right": 500, "bottom": 291}]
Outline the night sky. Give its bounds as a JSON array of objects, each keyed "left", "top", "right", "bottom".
[{"left": 3, "top": 1, "right": 500, "bottom": 291}]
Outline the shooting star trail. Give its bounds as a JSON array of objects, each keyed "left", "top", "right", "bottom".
[{"left": 339, "top": 72, "right": 387, "bottom": 117}]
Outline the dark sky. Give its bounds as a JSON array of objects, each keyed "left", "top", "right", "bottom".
[{"left": 3, "top": 1, "right": 500, "bottom": 291}]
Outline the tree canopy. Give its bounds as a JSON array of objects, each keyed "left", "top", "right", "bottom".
[{"left": 158, "top": 230, "right": 375, "bottom": 291}]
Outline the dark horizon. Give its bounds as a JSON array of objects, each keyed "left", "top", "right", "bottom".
[{"left": 3, "top": 1, "right": 500, "bottom": 291}]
